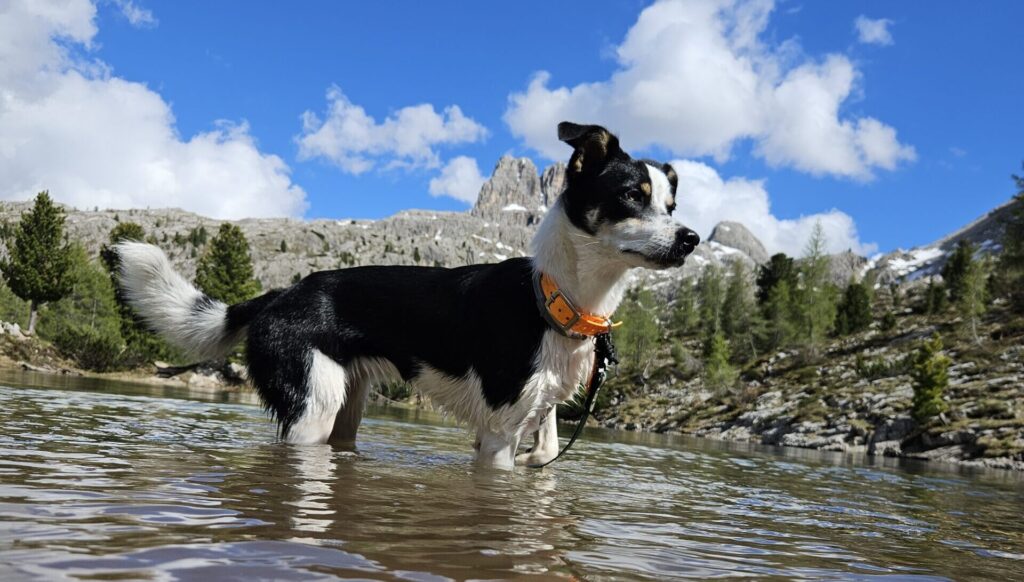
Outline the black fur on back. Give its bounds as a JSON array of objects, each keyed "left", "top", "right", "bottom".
[{"left": 242, "top": 257, "right": 547, "bottom": 436}]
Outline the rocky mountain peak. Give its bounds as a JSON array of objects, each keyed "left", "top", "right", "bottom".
[
  {"left": 708, "top": 221, "right": 768, "bottom": 264},
  {"left": 540, "top": 162, "right": 567, "bottom": 202},
  {"left": 471, "top": 157, "right": 568, "bottom": 227},
  {"left": 471, "top": 156, "right": 544, "bottom": 226}
]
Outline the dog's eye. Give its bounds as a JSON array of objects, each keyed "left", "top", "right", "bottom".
[
  {"left": 667, "top": 203, "right": 676, "bottom": 216},
  {"left": 624, "top": 189, "right": 645, "bottom": 204}
]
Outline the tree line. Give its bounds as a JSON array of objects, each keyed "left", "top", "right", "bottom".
[{"left": 0, "top": 192, "right": 261, "bottom": 371}]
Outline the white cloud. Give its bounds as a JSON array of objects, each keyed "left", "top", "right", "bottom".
[
  {"left": 428, "top": 156, "right": 487, "bottom": 204},
  {"left": 112, "top": 0, "right": 156, "bottom": 28},
  {"left": 854, "top": 15, "right": 893, "bottom": 46},
  {"left": 0, "top": 0, "right": 306, "bottom": 219},
  {"left": 671, "top": 159, "right": 876, "bottom": 256},
  {"left": 505, "top": 0, "right": 914, "bottom": 180},
  {"left": 297, "top": 86, "right": 488, "bottom": 175}
]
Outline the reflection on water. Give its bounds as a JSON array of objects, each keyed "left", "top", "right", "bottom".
[{"left": 0, "top": 372, "right": 1022, "bottom": 580}]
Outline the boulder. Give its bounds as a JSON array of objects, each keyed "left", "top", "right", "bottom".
[{"left": 707, "top": 222, "right": 768, "bottom": 264}]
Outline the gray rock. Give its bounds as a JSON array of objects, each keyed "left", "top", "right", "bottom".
[
  {"left": 471, "top": 156, "right": 546, "bottom": 227},
  {"left": 827, "top": 251, "right": 869, "bottom": 286},
  {"left": 867, "top": 417, "right": 916, "bottom": 456},
  {"left": 708, "top": 221, "right": 768, "bottom": 264},
  {"left": 540, "top": 162, "right": 567, "bottom": 202},
  {"left": 1, "top": 321, "right": 27, "bottom": 340}
]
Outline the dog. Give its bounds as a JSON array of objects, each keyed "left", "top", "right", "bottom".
[{"left": 116, "top": 122, "right": 700, "bottom": 469}]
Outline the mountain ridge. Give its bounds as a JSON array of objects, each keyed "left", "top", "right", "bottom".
[{"left": 0, "top": 156, "right": 1013, "bottom": 291}]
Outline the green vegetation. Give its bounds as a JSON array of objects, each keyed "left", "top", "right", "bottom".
[
  {"left": 794, "top": 222, "right": 838, "bottom": 355},
  {"left": 702, "top": 330, "right": 736, "bottom": 389},
  {"left": 195, "top": 223, "right": 261, "bottom": 305},
  {"left": 615, "top": 288, "right": 660, "bottom": 376},
  {"left": 910, "top": 334, "right": 951, "bottom": 423},
  {"left": 46, "top": 245, "right": 123, "bottom": 371},
  {"left": 0, "top": 192, "right": 74, "bottom": 334},
  {"left": 720, "top": 261, "right": 762, "bottom": 361},
  {"left": 942, "top": 240, "right": 974, "bottom": 304},
  {"left": 958, "top": 256, "right": 990, "bottom": 344},
  {"left": 755, "top": 253, "right": 798, "bottom": 305},
  {"left": 994, "top": 165, "right": 1024, "bottom": 312},
  {"left": 923, "top": 278, "right": 947, "bottom": 315},
  {"left": 670, "top": 279, "right": 698, "bottom": 335},
  {"left": 835, "top": 281, "right": 873, "bottom": 336},
  {"left": 697, "top": 263, "right": 725, "bottom": 338}
]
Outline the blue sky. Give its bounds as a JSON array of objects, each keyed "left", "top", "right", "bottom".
[{"left": 2, "top": 0, "right": 1022, "bottom": 255}]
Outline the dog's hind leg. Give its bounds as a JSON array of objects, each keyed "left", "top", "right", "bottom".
[{"left": 286, "top": 349, "right": 348, "bottom": 445}]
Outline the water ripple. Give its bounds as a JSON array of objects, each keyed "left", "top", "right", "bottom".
[{"left": 0, "top": 381, "right": 1022, "bottom": 580}]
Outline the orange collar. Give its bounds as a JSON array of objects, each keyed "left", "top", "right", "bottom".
[{"left": 534, "top": 271, "right": 617, "bottom": 339}]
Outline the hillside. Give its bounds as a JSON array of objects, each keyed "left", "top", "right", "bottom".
[{"left": 594, "top": 286, "right": 1024, "bottom": 471}]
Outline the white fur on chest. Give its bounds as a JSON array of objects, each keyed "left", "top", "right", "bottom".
[
  {"left": 515, "top": 331, "right": 595, "bottom": 433},
  {"left": 407, "top": 331, "right": 594, "bottom": 439}
]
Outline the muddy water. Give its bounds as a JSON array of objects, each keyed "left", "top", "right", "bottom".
[{"left": 0, "top": 372, "right": 1021, "bottom": 580}]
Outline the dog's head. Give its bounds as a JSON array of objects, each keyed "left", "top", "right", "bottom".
[{"left": 557, "top": 121, "right": 700, "bottom": 269}]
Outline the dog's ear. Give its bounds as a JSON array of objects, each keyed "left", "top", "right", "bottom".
[
  {"left": 557, "top": 122, "right": 621, "bottom": 175},
  {"left": 661, "top": 162, "right": 678, "bottom": 192}
]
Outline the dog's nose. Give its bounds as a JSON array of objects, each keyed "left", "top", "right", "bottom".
[{"left": 676, "top": 228, "right": 700, "bottom": 254}]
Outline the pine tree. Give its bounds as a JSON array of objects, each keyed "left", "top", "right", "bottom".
[
  {"left": 763, "top": 280, "right": 797, "bottom": 350},
  {"left": 669, "top": 278, "right": 698, "bottom": 336},
  {"left": 0, "top": 192, "right": 74, "bottom": 333},
  {"left": 756, "top": 253, "right": 797, "bottom": 305},
  {"left": 911, "top": 334, "right": 950, "bottom": 423},
  {"left": 942, "top": 240, "right": 975, "bottom": 304},
  {"left": 834, "top": 281, "right": 872, "bottom": 336},
  {"left": 697, "top": 263, "right": 725, "bottom": 340},
  {"left": 996, "top": 166, "right": 1024, "bottom": 311},
  {"left": 615, "top": 288, "right": 660, "bottom": 376},
  {"left": 924, "top": 278, "right": 948, "bottom": 315},
  {"left": 45, "top": 245, "right": 125, "bottom": 371},
  {"left": 794, "top": 222, "right": 838, "bottom": 354},
  {"left": 195, "top": 223, "right": 261, "bottom": 305},
  {"left": 959, "top": 257, "right": 990, "bottom": 344},
  {"left": 721, "top": 261, "right": 763, "bottom": 361},
  {"left": 702, "top": 330, "right": 736, "bottom": 389}
]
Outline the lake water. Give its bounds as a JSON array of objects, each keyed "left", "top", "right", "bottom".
[{"left": 0, "top": 371, "right": 1022, "bottom": 581}]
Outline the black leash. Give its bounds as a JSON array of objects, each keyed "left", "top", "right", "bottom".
[{"left": 528, "top": 332, "right": 618, "bottom": 468}]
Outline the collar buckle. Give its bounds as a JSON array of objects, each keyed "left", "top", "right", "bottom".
[
  {"left": 534, "top": 271, "right": 608, "bottom": 340},
  {"left": 544, "top": 288, "right": 582, "bottom": 334}
]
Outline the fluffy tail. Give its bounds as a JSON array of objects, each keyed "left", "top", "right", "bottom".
[{"left": 115, "top": 242, "right": 280, "bottom": 360}]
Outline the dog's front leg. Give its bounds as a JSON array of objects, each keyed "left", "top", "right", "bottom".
[
  {"left": 473, "top": 429, "right": 519, "bottom": 470},
  {"left": 515, "top": 405, "right": 559, "bottom": 466}
]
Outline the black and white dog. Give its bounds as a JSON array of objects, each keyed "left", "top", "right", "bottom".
[{"left": 116, "top": 122, "right": 699, "bottom": 469}]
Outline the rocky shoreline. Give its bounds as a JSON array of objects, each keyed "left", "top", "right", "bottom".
[
  {"left": 591, "top": 303, "right": 1024, "bottom": 473},
  {"left": 2, "top": 336, "right": 1020, "bottom": 474}
]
